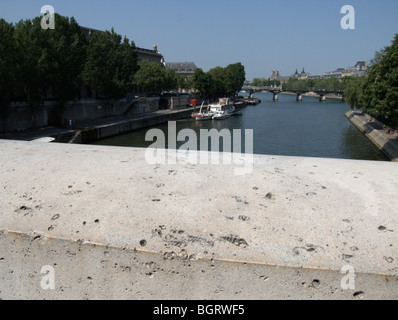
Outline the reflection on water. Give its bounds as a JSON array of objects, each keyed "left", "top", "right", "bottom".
[{"left": 93, "top": 92, "right": 389, "bottom": 161}]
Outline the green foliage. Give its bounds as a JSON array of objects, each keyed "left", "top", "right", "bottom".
[
  {"left": 0, "top": 14, "right": 140, "bottom": 124},
  {"left": 163, "top": 68, "right": 178, "bottom": 91},
  {"left": 10, "top": 15, "right": 90, "bottom": 125},
  {"left": 176, "top": 74, "right": 193, "bottom": 91},
  {"left": 283, "top": 78, "right": 310, "bottom": 91},
  {"left": 370, "top": 48, "right": 387, "bottom": 66},
  {"left": 225, "top": 62, "right": 246, "bottom": 95},
  {"left": 132, "top": 60, "right": 176, "bottom": 93},
  {"left": 41, "top": 14, "right": 87, "bottom": 106},
  {"left": 360, "top": 34, "right": 398, "bottom": 126},
  {"left": 0, "top": 19, "right": 16, "bottom": 130},
  {"left": 192, "top": 63, "right": 246, "bottom": 99},
  {"left": 1, "top": 14, "right": 247, "bottom": 123},
  {"left": 13, "top": 17, "right": 48, "bottom": 126},
  {"left": 82, "top": 28, "right": 138, "bottom": 100},
  {"left": 251, "top": 78, "right": 280, "bottom": 87},
  {"left": 208, "top": 66, "right": 228, "bottom": 97},
  {"left": 192, "top": 68, "right": 212, "bottom": 97},
  {"left": 344, "top": 77, "right": 366, "bottom": 109}
]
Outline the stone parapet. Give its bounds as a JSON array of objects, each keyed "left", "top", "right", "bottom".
[{"left": 0, "top": 140, "right": 397, "bottom": 299}]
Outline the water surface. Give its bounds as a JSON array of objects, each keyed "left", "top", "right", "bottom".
[{"left": 93, "top": 92, "right": 389, "bottom": 161}]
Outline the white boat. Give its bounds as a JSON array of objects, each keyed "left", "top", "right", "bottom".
[
  {"left": 191, "top": 102, "right": 213, "bottom": 121},
  {"left": 246, "top": 98, "right": 261, "bottom": 105},
  {"left": 212, "top": 110, "right": 230, "bottom": 120},
  {"left": 194, "top": 113, "right": 213, "bottom": 121},
  {"left": 208, "top": 98, "right": 236, "bottom": 115}
]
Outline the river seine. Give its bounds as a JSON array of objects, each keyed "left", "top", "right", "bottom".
[{"left": 93, "top": 92, "right": 388, "bottom": 161}]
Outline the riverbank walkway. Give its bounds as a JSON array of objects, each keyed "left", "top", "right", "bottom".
[
  {"left": 0, "top": 106, "right": 195, "bottom": 142},
  {"left": 345, "top": 110, "right": 398, "bottom": 162}
]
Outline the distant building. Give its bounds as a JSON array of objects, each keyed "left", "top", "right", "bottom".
[
  {"left": 280, "top": 76, "right": 290, "bottom": 83},
  {"left": 308, "top": 68, "right": 344, "bottom": 79},
  {"left": 295, "top": 61, "right": 368, "bottom": 80},
  {"left": 81, "top": 26, "right": 104, "bottom": 37},
  {"left": 136, "top": 44, "right": 165, "bottom": 66},
  {"left": 164, "top": 62, "right": 198, "bottom": 93},
  {"left": 165, "top": 62, "right": 198, "bottom": 79},
  {"left": 290, "top": 68, "right": 309, "bottom": 80},
  {"left": 341, "top": 62, "right": 368, "bottom": 77},
  {"left": 299, "top": 68, "right": 309, "bottom": 80},
  {"left": 354, "top": 61, "right": 368, "bottom": 71},
  {"left": 81, "top": 27, "right": 165, "bottom": 66},
  {"left": 270, "top": 70, "right": 282, "bottom": 81},
  {"left": 80, "top": 27, "right": 166, "bottom": 98}
]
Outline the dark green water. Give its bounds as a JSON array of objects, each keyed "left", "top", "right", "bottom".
[{"left": 93, "top": 92, "right": 389, "bottom": 161}]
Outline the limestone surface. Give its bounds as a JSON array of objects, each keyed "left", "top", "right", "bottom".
[{"left": 0, "top": 139, "right": 397, "bottom": 299}]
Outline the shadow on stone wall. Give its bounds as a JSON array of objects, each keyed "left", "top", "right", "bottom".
[
  {"left": 0, "top": 98, "right": 161, "bottom": 133},
  {"left": 346, "top": 111, "right": 398, "bottom": 161}
]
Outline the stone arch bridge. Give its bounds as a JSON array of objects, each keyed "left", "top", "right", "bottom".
[{"left": 241, "top": 86, "right": 345, "bottom": 102}]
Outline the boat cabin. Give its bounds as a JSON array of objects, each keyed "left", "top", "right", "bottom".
[{"left": 209, "top": 98, "right": 234, "bottom": 112}]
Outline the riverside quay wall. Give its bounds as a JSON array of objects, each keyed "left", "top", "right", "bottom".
[
  {"left": 0, "top": 96, "right": 190, "bottom": 133},
  {"left": 70, "top": 108, "right": 194, "bottom": 144},
  {"left": 0, "top": 98, "right": 159, "bottom": 133},
  {"left": 345, "top": 110, "right": 398, "bottom": 162},
  {"left": 0, "top": 140, "right": 397, "bottom": 300}
]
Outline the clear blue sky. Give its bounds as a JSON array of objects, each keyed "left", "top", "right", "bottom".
[{"left": 1, "top": 0, "right": 397, "bottom": 80}]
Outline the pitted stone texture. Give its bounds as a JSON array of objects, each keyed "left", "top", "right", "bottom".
[{"left": 0, "top": 140, "right": 397, "bottom": 299}]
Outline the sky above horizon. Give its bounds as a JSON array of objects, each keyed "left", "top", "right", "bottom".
[{"left": 1, "top": 0, "right": 397, "bottom": 80}]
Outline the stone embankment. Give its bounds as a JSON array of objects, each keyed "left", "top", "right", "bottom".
[
  {"left": 0, "top": 107, "right": 194, "bottom": 144},
  {"left": 0, "top": 140, "right": 397, "bottom": 300},
  {"left": 0, "top": 95, "right": 191, "bottom": 133},
  {"left": 67, "top": 108, "right": 194, "bottom": 144},
  {"left": 345, "top": 110, "right": 398, "bottom": 162}
]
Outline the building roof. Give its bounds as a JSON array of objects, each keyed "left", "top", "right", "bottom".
[
  {"left": 165, "top": 62, "right": 197, "bottom": 74},
  {"left": 136, "top": 47, "right": 163, "bottom": 57},
  {"left": 80, "top": 26, "right": 162, "bottom": 57},
  {"left": 81, "top": 26, "right": 104, "bottom": 37}
]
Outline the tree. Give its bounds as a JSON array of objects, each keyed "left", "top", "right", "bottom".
[
  {"left": 284, "top": 78, "right": 309, "bottom": 91},
  {"left": 14, "top": 17, "right": 47, "bottom": 128},
  {"left": 176, "top": 74, "right": 193, "bottom": 92},
  {"left": 344, "top": 76, "right": 366, "bottom": 109},
  {"left": 252, "top": 78, "right": 266, "bottom": 87},
  {"left": 193, "top": 64, "right": 246, "bottom": 99},
  {"left": 2, "top": 15, "right": 144, "bottom": 129},
  {"left": 163, "top": 68, "right": 178, "bottom": 91},
  {"left": 132, "top": 60, "right": 167, "bottom": 94},
  {"left": 41, "top": 14, "right": 87, "bottom": 108},
  {"left": 13, "top": 15, "right": 90, "bottom": 126},
  {"left": 370, "top": 48, "right": 387, "bottom": 66},
  {"left": 361, "top": 34, "right": 398, "bottom": 125},
  {"left": 225, "top": 62, "right": 246, "bottom": 95},
  {"left": 208, "top": 66, "right": 228, "bottom": 98},
  {"left": 193, "top": 68, "right": 212, "bottom": 98},
  {"left": 0, "top": 19, "right": 16, "bottom": 132},
  {"left": 83, "top": 29, "right": 138, "bottom": 100}
]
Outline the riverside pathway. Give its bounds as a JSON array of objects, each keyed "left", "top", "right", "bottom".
[
  {"left": 0, "top": 107, "right": 194, "bottom": 142},
  {"left": 345, "top": 110, "right": 398, "bottom": 161}
]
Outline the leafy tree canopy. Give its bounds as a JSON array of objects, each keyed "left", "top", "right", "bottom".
[
  {"left": 0, "top": 19, "right": 16, "bottom": 117},
  {"left": 41, "top": 14, "right": 87, "bottom": 105},
  {"left": 132, "top": 60, "right": 175, "bottom": 93},
  {"left": 82, "top": 28, "right": 138, "bottom": 100},
  {"left": 192, "top": 63, "right": 246, "bottom": 99},
  {"left": 360, "top": 34, "right": 398, "bottom": 125}
]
